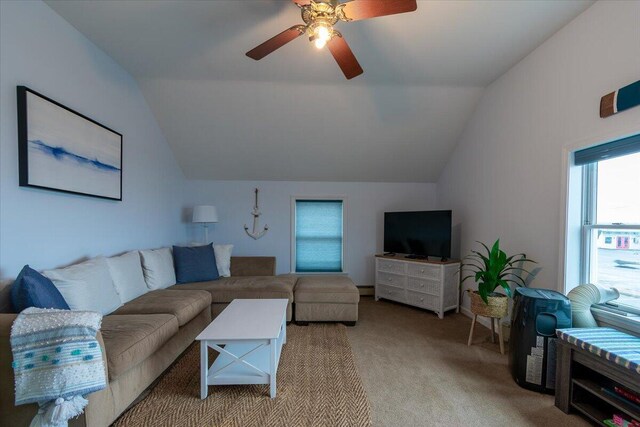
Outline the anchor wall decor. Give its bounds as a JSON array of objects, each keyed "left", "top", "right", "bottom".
[{"left": 244, "top": 188, "right": 269, "bottom": 240}]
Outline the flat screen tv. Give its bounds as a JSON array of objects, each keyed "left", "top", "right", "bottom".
[{"left": 384, "top": 210, "right": 452, "bottom": 260}]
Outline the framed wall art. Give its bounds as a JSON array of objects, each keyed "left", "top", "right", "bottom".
[{"left": 17, "top": 86, "right": 123, "bottom": 201}]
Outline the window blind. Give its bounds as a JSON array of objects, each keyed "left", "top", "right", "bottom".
[
  {"left": 295, "top": 200, "right": 343, "bottom": 273},
  {"left": 574, "top": 133, "right": 640, "bottom": 166}
]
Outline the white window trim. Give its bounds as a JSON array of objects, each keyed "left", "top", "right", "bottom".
[
  {"left": 580, "top": 161, "right": 640, "bottom": 292},
  {"left": 579, "top": 163, "right": 597, "bottom": 284},
  {"left": 290, "top": 196, "right": 347, "bottom": 275},
  {"left": 559, "top": 130, "right": 639, "bottom": 292},
  {"left": 559, "top": 130, "right": 640, "bottom": 336},
  {"left": 591, "top": 307, "right": 640, "bottom": 337}
]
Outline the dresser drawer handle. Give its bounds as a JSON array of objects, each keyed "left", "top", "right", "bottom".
[
  {"left": 421, "top": 269, "right": 425, "bottom": 273},
  {"left": 387, "top": 290, "right": 392, "bottom": 294},
  {"left": 387, "top": 277, "right": 392, "bottom": 281},
  {"left": 420, "top": 283, "right": 424, "bottom": 288},
  {"left": 419, "top": 297, "right": 424, "bottom": 302}
]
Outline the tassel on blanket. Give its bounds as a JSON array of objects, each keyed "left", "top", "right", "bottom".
[
  {"left": 30, "top": 396, "right": 89, "bottom": 427},
  {"left": 49, "top": 396, "right": 89, "bottom": 425}
]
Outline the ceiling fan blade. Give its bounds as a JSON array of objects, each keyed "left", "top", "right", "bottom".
[
  {"left": 327, "top": 34, "right": 363, "bottom": 80},
  {"left": 246, "top": 26, "right": 305, "bottom": 60},
  {"left": 291, "top": 0, "right": 312, "bottom": 6},
  {"left": 340, "top": 0, "right": 417, "bottom": 21}
]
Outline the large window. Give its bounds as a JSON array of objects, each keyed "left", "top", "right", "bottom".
[
  {"left": 577, "top": 135, "right": 640, "bottom": 312},
  {"left": 292, "top": 199, "right": 344, "bottom": 273}
]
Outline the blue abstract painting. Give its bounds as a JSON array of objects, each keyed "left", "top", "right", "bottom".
[{"left": 18, "top": 87, "right": 122, "bottom": 200}]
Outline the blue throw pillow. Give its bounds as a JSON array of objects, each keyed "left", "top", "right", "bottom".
[
  {"left": 10, "top": 265, "right": 70, "bottom": 312},
  {"left": 173, "top": 244, "right": 219, "bottom": 284}
]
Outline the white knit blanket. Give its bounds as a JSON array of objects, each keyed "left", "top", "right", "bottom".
[{"left": 11, "top": 307, "right": 107, "bottom": 427}]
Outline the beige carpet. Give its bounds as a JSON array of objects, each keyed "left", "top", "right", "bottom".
[
  {"left": 114, "top": 323, "right": 371, "bottom": 427},
  {"left": 347, "top": 297, "right": 589, "bottom": 427}
]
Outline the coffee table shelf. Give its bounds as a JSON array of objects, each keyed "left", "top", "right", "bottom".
[{"left": 206, "top": 339, "right": 284, "bottom": 385}]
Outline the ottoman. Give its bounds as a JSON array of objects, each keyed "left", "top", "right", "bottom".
[{"left": 294, "top": 275, "right": 360, "bottom": 326}]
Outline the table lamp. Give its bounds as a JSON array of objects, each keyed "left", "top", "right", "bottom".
[{"left": 192, "top": 205, "right": 218, "bottom": 243}]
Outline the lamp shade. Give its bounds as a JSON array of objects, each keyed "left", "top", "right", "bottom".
[{"left": 192, "top": 205, "right": 218, "bottom": 223}]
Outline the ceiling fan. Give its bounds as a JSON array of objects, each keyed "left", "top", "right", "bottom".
[{"left": 246, "top": 0, "right": 418, "bottom": 80}]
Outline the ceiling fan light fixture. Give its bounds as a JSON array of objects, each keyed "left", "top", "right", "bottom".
[
  {"left": 246, "top": 0, "right": 418, "bottom": 79},
  {"left": 309, "top": 22, "right": 333, "bottom": 49},
  {"left": 314, "top": 37, "right": 327, "bottom": 49}
]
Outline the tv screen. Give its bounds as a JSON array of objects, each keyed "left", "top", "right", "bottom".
[{"left": 384, "top": 210, "right": 452, "bottom": 258}]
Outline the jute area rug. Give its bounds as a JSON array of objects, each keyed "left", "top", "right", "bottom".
[{"left": 113, "top": 324, "right": 371, "bottom": 427}]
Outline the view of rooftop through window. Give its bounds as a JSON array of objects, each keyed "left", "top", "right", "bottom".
[{"left": 592, "top": 152, "right": 640, "bottom": 304}]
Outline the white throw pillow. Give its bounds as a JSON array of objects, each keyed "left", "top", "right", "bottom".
[
  {"left": 43, "top": 257, "right": 122, "bottom": 315},
  {"left": 107, "top": 251, "right": 148, "bottom": 304},
  {"left": 140, "top": 247, "right": 176, "bottom": 290},
  {"left": 213, "top": 244, "right": 233, "bottom": 277}
]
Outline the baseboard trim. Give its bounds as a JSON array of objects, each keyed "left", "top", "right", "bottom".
[{"left": 358, "top": 286, "right": 374, "bottom": 296}]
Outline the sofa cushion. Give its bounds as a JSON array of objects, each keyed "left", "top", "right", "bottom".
[
  {"left": 10, "top": 265, "right": 70, "bottom": 312},
  {"left": 107, "top": 251, "right": 149, "bottom": 304},
  {"left": 0, "top": 279, "right": 13, "bottom": 313},
  {"left": 170, "top": 275, "right": 296, "bottom": 303},
  {"left": 140, "top": 248, "right": 176, "bottom": 290},
  {"left": 101, "top": 314, "right": 178, "bottom": 380},
  {"left": 294, "top": 275, "right": 360, "bottom": 304},
  {"left": 230, "top": 257, "right": 276, "bottom": 277},
  {"left": 112, "top": 289, "right": 211, "bottom": 326},
  {"left": 43, "top": 257, "right": 122, "bottom": 315},
  {"left": 213, "top": 244, "right": 233, "bottom": 277},
  {"left": 173, "top": 244, "right": 219, "bottom": 284}
]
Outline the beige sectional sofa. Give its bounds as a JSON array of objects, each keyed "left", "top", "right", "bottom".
[
  {"left": 294, "top": 275, "right": 360, "bottom": 325},
  {"left": 0, "top": 256, "right": 358, "bottom": 427},
  {"left": 174, "top": 257, "right": 296, "bottom": 321}
]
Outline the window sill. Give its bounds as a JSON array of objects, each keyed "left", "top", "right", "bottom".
[
  {"left": 291, "top": 271, "right": 349, "bottom": 276},
  {"left": 591, "top": 306, "right": 640, "bottom": 337}
]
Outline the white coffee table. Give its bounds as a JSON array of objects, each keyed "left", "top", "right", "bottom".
[{"left": 196, "top": 299, "right": 288, "bottom": 399}]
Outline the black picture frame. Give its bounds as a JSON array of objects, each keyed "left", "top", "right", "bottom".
[{"left": 17, "top": 86, "right": 123, "bottom": 201}]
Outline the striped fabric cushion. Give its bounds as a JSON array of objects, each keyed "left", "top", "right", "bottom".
[{"left": 557, "top": 328, "right": 640, "bottom": 375}]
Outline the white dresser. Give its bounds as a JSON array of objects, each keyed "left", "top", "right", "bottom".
[{"left": 374, "top": 255, "right": 460, "bottom": 319}]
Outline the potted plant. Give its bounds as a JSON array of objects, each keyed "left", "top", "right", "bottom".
[{"left": 461, "top": 239, "right": 536, "bottom": 318}]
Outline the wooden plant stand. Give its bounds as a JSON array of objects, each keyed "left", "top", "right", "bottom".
[
  {"left": 466, "top": 291, "right": 508, "bottom": 354},
  {"left": 467, "top": 314, "right": 505, "bottom": 354}
]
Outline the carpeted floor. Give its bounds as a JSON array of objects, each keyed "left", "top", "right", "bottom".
[
  {"left": 114, "top": 323, "right": 370, "bottom": 427},
  {"left": 114, "top": 297, "right": 590, "bottom": 427},
  {"left": 347, "top": 297, "right": 589, "bottom": 426}
]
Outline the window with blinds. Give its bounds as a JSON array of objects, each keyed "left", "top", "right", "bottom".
[
  {"left": 576, "top": 134, "right": 640, "bottom": 314},
  {"left": 294, "top": 199, "right": 344, "bottom": 273}
]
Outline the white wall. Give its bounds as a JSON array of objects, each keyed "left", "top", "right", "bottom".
[
  {"left": 5, "top": 0, "right": 636, "bottom": 303},
  {"left": 437, "top": 1, "right": 640, "bottom": 311},
  {"left": 0, "top": 1, "right": 186, "bottom": 278},
  {"left": 185, "top": 180, "right": 438, "bottom": 286}
]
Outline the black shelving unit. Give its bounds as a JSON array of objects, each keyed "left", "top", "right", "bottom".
[{"left": 555, "top": 339, "right": 640, "bottom": 426}]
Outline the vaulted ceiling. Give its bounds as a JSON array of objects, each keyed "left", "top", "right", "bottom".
[{"left": 46, "top": 0, "right": 593, "bottom": 182}]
